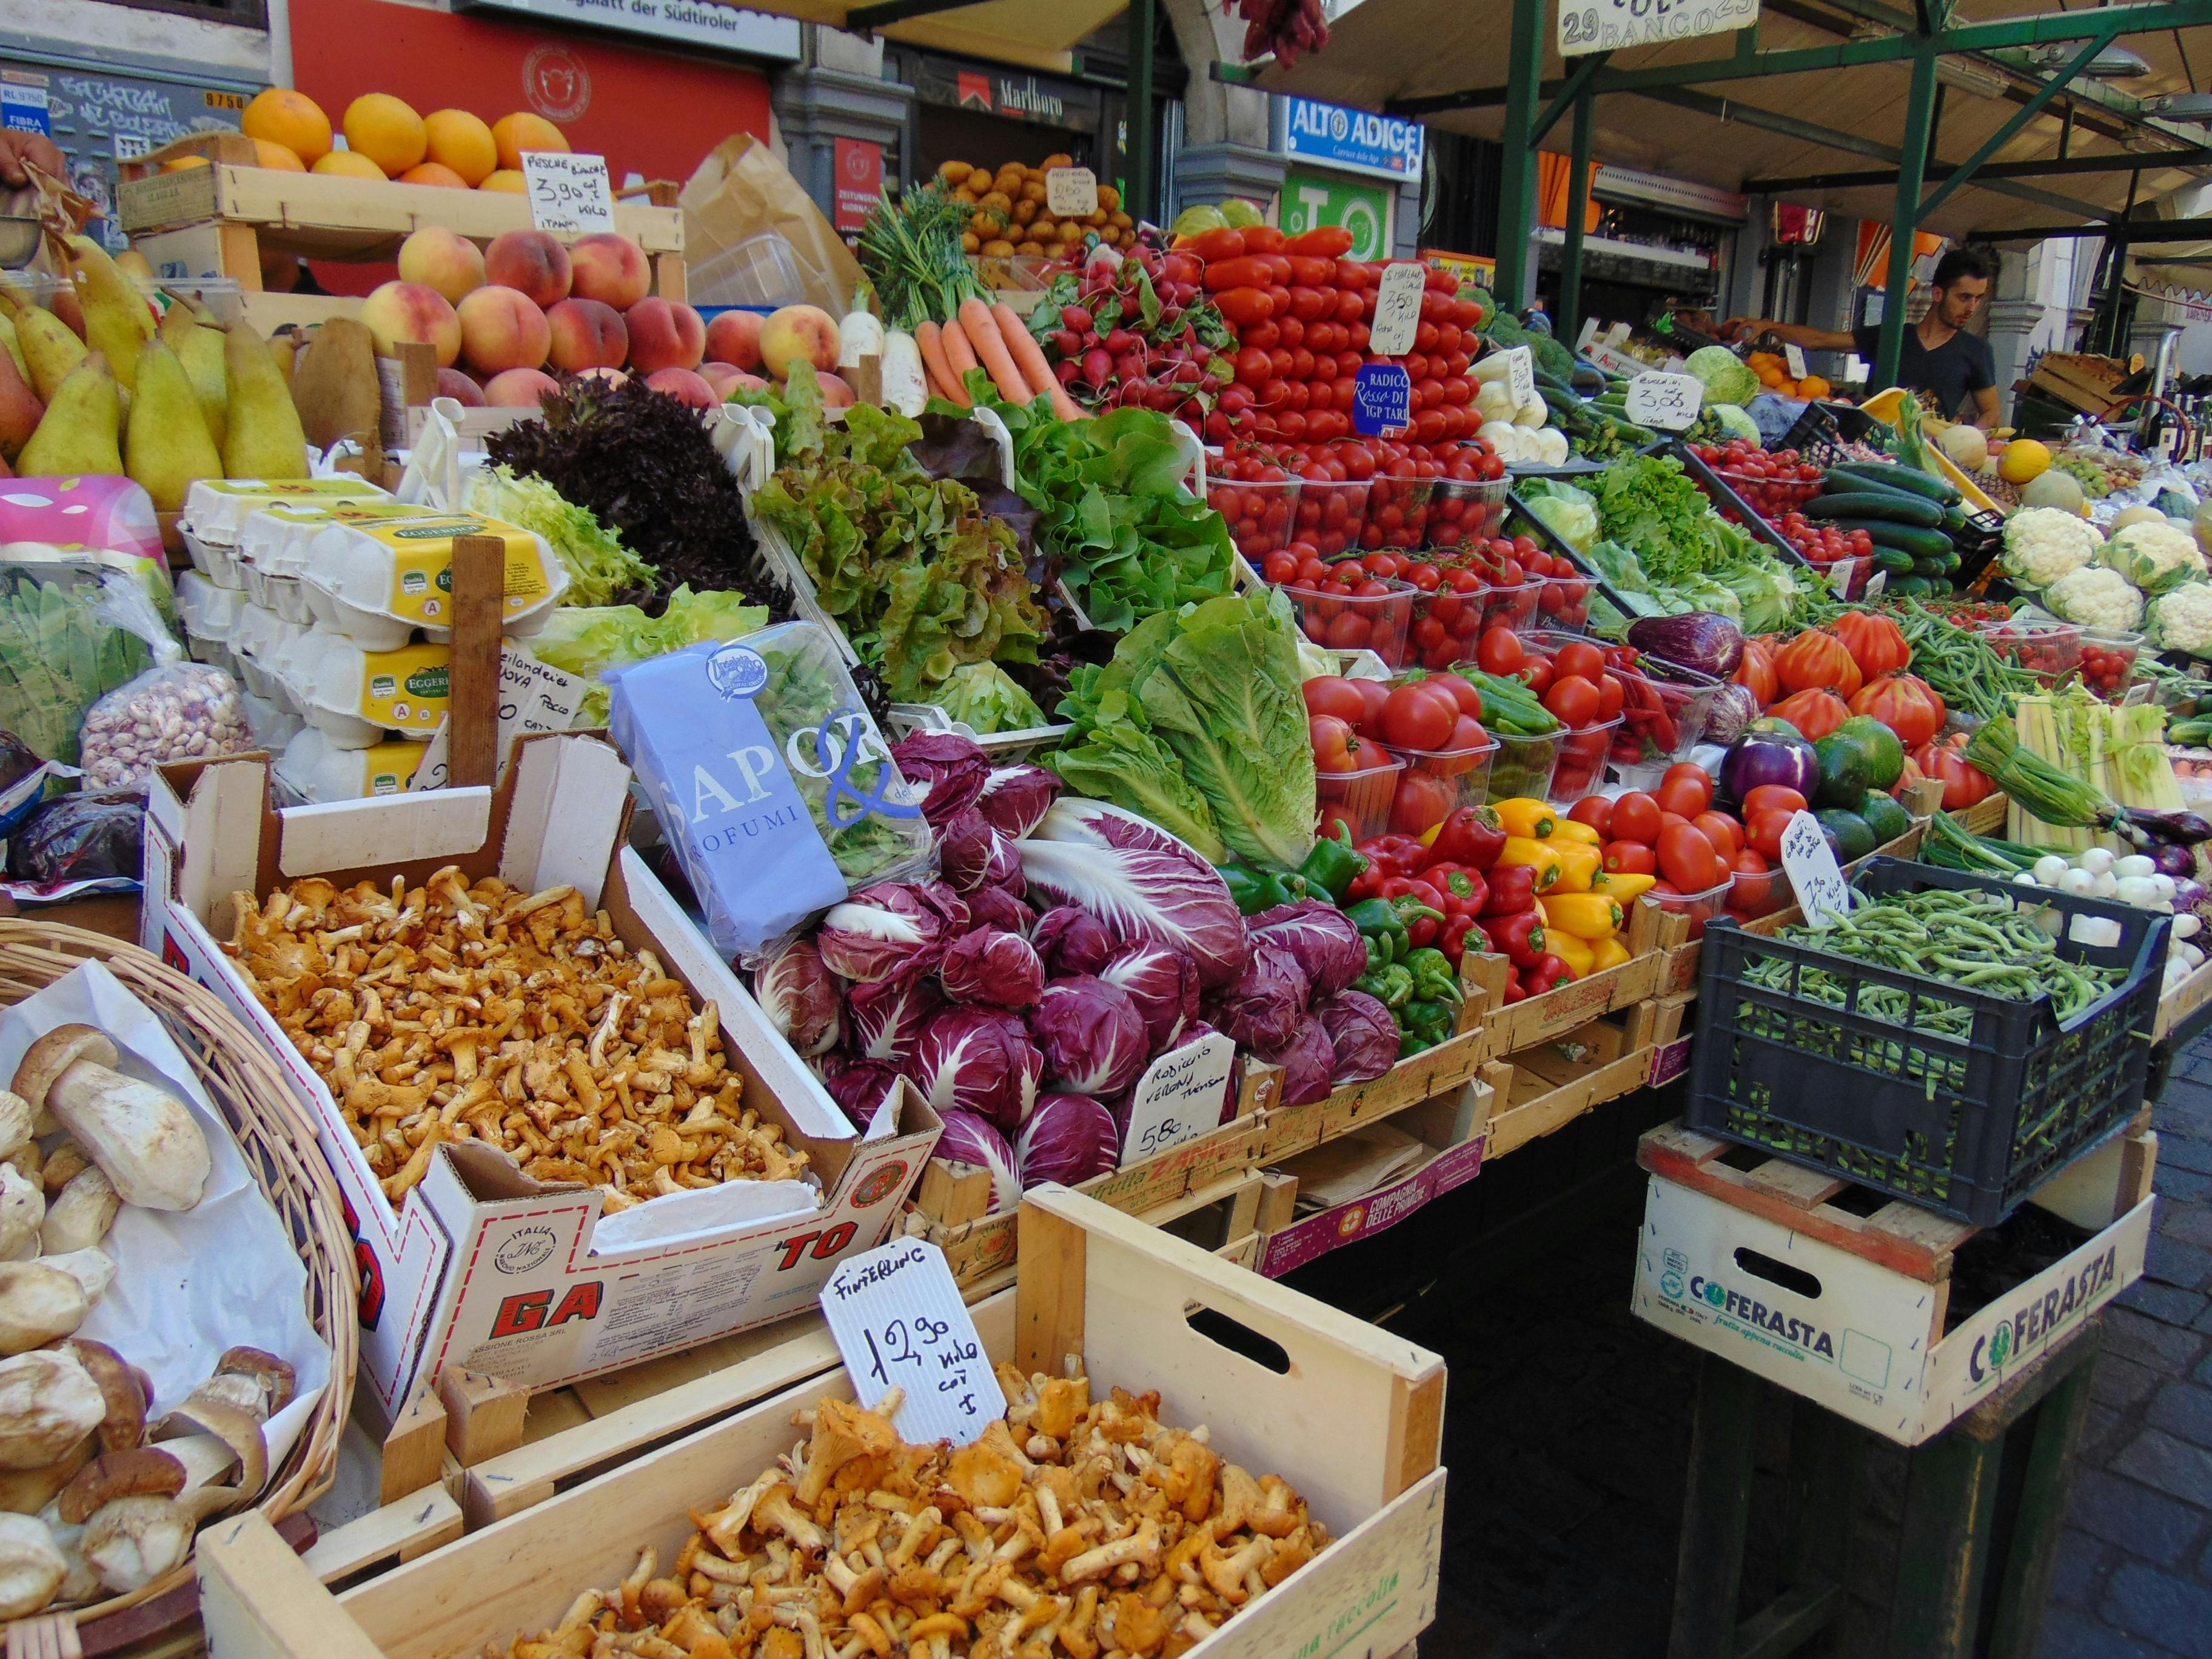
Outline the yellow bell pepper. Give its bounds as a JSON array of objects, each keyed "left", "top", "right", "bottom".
[
  {"left": 1551, "top": 842, "right": 1602, "bottom": 894},
  {"left": 1549, "top": 818, "right": 1601, "bottom": 847},
  {"left": 1544, "top": 892, "right": 1625, "bottom": 940},
  {"left": 1590, "top": 935, "right": 1632, "bottom": 971},
  {"left": 1494, "top": 798, "right": 1557, "bottom": 840},
  {"left": 1546, "top": 929, "right": 1596, "bottom": 976},
  {"left": 1497, "top": 836, "right": 1563, "bottom": 890},
  {"left": 1592, "top": 870, "right": 1657, "bottom": 904}
]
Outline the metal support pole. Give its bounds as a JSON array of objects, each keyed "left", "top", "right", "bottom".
[
  {"left": 2096, "top": 168, "right": 2142, "bottom": 355},
  {"left": 1127, "top": 0, "right": 1155, "bottom": 226},
  {"left": 1493, "top": 0, "right": 1547, "bottom": 310},
  {"left": 1558, "top": 88, "right": 1595, "bottom": 346},
  {"left": 1877, "top": 40, "right": 1940, "bottom": 391}
]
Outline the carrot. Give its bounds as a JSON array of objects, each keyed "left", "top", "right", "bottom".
[
  {"left": 914, "top": 320, "right": 968, "bottom": 406},
  {"left": 994, "top": 301, "right": 1084, "bottom": 421},
  {"left": 939, "top": 315, "right": 981, "bottom": 396},
  {"left": 959, "top": 297, "right": 1032, "bottom": 404}
]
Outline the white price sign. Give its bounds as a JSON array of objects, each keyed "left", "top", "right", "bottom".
[
  {"left": 821, "top": 1238, "right": 1005, "bottom": 1447},
  {"left": 1560, "top": 0, "right": 1760, "bottom": 55},
  {"left": 1783, "top": 343, "right": 1808, "bottom": 380},
  {"left": 1498, "top": 345, "right": 1536, "bottom": 411},
  {"left": 1045, "top": 166, "right": 1098, "bottom": 218},
  {"left": 521, "top": 150, "right": 617, "bottom": 237},
  {"left": 1625, "top": 370, "right": 1704, "bottom": 431},
  {"left": 409, "top": 648, "right": 587, "bottom": 791},
  {"left": 1575, "top": 316, "right": 1601, "bottom": 352},
  {"left": 1120, "top": 1032, "right": 1235, "bottom": 1164},
  {"left": 1778, "top": 810, "right": 1850, "bottom": 930},
  {"left": 1369, "top": 262, "right": 1426, "bottom": 357}
]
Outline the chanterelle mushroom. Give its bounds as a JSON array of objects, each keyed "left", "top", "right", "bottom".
[
  {"left": 12, "top": 1025, "right": 209, "bottom": 1212},
  {"left": 794, "top": 1397, "right": 898, "bottom": 1506}
]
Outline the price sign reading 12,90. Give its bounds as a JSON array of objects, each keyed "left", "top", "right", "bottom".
[
  {"left": 1560, "top": 0, "right": 1760, "bottom": 56},
  {"left": 821, "top": 1239, "right": 1004, "bottom": 1446}
]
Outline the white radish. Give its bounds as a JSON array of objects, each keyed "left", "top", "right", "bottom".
[
  {"left": 2153, "top": 874, "right": 2178, "bottom": 902},
  {"left": 2059, "top": 867, "right": 2099, "bottom": 896},
  {"left": 2115, "top": 876, "right": 2162, "bottom": 908},
  {"left": 837, "top": 310, "right": 885, "bottom": 370},
  {"left": 2175, "top": 913, "right": 2204, "bottom": 939},
  {"left": 2115, "top": 854, "right": 2156, "bottom": 879},
  {"left": 878, "top": 330, "right": 930, "bottom": 418},
  {"left": 2092, "top": 870, "right": 2120, "bottom": 898}
]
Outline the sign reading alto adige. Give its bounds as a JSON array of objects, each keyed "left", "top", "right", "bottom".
[
  {"left": 1558, "top": 0, "right": 1760, "bottom": 56},
  {"left": 1283, "top": 94, "right": 1426, "bottom": 181}
]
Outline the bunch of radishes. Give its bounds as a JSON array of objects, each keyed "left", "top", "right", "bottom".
[
  {"left": 1035, "top": 244, "right": 1236, "bottom": 422},
  {"left": 1236, "top": 0, "right": 1332, "bottom": 67}
]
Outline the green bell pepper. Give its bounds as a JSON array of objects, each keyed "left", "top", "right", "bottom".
[
  {"left": 1345, "top": 896, "right": 1410, "bottom": 967},
  {"left": 1400, "top": 997, "right": 1456, "bottom": 1054},
  {"left": 1402, "top": 948, "right": 1463, "bottom": 1007},
  {"left": 1220, "top": 864, "right": 1289, "bottom": 916},
  {"left": 1295, "top": 823, "right": 1369, "bottom": 903},
  {"left": 1355, "top": 962, "right": 1415, "bottom": 1011}
]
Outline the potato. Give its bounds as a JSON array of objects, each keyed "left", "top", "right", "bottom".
[
  {"left": 1016, "top": 240, "right": 1044, "bottom": 256},
  {"left": 961, "top": 231, "right": 980, "bottom": 253},
  {"left": 1020, "top": 179, "right": 1046, "bottom": 204},
  {"left": 979, "top": 190, "right": 1012, "bottom": 215},
  {"left": 1010, "top": 199, "right": 1037, "bottom": 226},
  {"left": 982, "top": 239, "right": 1016, "bottom": 258},
  {"left": 1098, "top": 185, "right": 1122, "bottom": 213},
  {"left": 1042, "top": 152, "right": 1073, "bottom": 170}
]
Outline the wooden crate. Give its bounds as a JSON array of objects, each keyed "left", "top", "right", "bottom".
[
  {"left": 1486, "top": 1013, "right": 1655, "bottom": 1158},
  {"left": 1250, "top": 1023, "right": 1492, "bottom": 1164},
  {"left": 1462, "top": 934, "right": 1666, "bottom": 1061},
  {"left": 198, "top": 1187, "right": 1448, "bottom": 1659},
  {"left": 122, "top": 133, "right": 683, "bottom": 298},
  {"left": 2155, "top": 955, "right": 2212, "bottom": 1044}
]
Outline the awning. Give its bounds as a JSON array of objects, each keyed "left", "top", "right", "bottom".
[{"left": 723, "top": 0, "right": 1127, "bottom": 73}]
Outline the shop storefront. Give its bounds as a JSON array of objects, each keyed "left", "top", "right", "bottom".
[
  {"left": 1533, "top": 164, "right": 1743, "bottom": 331},
  {"left": 1274, "top": 92, "right": 1424, "bottom": 260}
]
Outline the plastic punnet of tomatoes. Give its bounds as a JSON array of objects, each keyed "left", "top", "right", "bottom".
[
  {"left": 1293, "top": 478, "right": 1377, "bottom": 560},
  {"left": 1645, "top": 876, "right": 1735, "bottom": 940},
  {"left": 1207, "top": 472, "right": 1304, "bottom": 565},
  {"left": 1486, "top": 729, "right": 1563, "bottom": 805},
  {"left": 1972, "top": 617, "right": 2084, "bottom": 686},
  {"left": 1390, "top": 739, "right": 1500, "bottom": 835},
  {"left": 1728, "top": 862, "right": 1792, "bottom": 920},
  {"left": 1547, "top": 715, "right": 1621, "bottom": 805},
  {"left": 2077, "top": 628, "right": 2144, "bottom": 700},
  {"left": 1714, "top": 464, "right": 1824, "bottom": 519},
  {"left": 1288, "top": 574, "right": 1417, "bottom": 663},
  {"left": 1403, "top": 560, "right": 1489, "bottom": 670},
  {"left": 1424, "top": 475, "right": 1509, "bottom": 552},
  {"left": 1315, "top": 750, "right": 1406, "bottom": 840}
]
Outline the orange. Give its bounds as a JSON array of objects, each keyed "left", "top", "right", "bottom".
[
  {"left": 399, "top": 161, "right": 468, "bottom": 189},
  {"left": 477, "top": 169, "right": 528, "bottom": 194},
  {"left": 252, "top": 138, "right": 306, "bottom": 172},
  {"left": 344, "top": 93, "right": 427, "bottom": 177},
  {"left": 423, "top": 109, "right": 498, "bottom": 187},
  {"left": 312, "top": 149, "right": 387, "bottom": 181},
  {"left": 241, "top": 88, "right": 332, "bottom": 166},
  {"left": 492, "top": 112, "right": 567, "bottom": 173}
]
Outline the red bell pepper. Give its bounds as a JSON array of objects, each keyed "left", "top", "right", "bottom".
[
  {"left": 1479, "top": 862, "right": 1537, "bottom": 919},
  {"left": 1421, "top": 863, "right": 1490, "bottom": 967},
  {"left": 1500, "top": 967, "right": 1527, "bottom": 1004},
  {"left": 1442, "top": 913, "right": 1481, "bottom": 967},
  {"left": 1381, "top": 876, "right": 1447, "bottom": 948},
  {"left": 1483, "top": 910, "right": 1547, "bottom": 970},
  {"left": 1426, "top": 806, "right": 1506, "bottom": 872},
  {"left": 1524, "top": 953, "right": 1575, "bottom": 993},
  {"left": 1350, "top": 834, "right": 1430, "bottom": 900}
]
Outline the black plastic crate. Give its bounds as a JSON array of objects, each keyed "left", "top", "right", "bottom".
[{"left": 1685, "top": 859, "right": 2168, "bottom": 1225}]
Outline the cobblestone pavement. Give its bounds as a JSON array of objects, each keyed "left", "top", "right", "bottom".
[{"left": 2041, "top": 1036, "right": 2212, "bottom": 1658}]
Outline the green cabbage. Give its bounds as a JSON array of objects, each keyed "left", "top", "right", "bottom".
[
  {"left": 1686, "top": 346, "right": 1760, "bottom": 407},
  {"left": 1711, "top": 403, "right": 1761, "bottom": 443}
]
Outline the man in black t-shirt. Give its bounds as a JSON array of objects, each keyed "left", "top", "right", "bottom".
[{"left": 1727, "top": 247, "right": 2000, "bottom": 427}]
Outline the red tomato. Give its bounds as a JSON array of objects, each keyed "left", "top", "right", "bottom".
[
  {"left": 1692, "top": 812, "right": 1741, "bottom": 859},
  {"left": 1603, "top": 839, "right": 1657, "bottom": 876},
  {"left": 1597, "top": 673, "right": 1624, "bottom": 722},
  {"left": 1301, "top": 675, "right": 1368, "bottom": 724},
  {"left": 1553, "top": 641, "right": 1606, "bottom": 684},
  {"left": 1353, "top": 677, "right": 1390, "bottom": 737},
  {"left": 1543, "top": 675, "right": 1600, "bottom": 728},
  {"left": 1740, "top": 785, "right": 1809, "bottom": 819},
  {"left": 1732, "top": 848, "right": 1771, "bottom": 875},
  {"left": 1611, "top": 792, "right": 1663, "bottom": 845},
  {"left": 1424, "top": 672, "right": 1485, "bottom": 720},
  {"left": 1655, "top": 776, "right": 1711, "bottom": 820},
  {"left": 1310, "top": 716, "right": 1359, "bottom": 774},
  {"left": 1447, "top": 715, "right": 1490, "bottom": 751},
  {"left": 1661, "top": 763, "right": 1716, "bottom": 816},
  {"left": 1658, "top": 824, "right": 1722, "bottom": 892},
  {"left": 1475, "top": 628, "right": 1525, "bottom": 676},
  {"left": 1381, "top": 683, "right": 1458, "bottom": 750},
  {"left": 1568, "top": 796, "right": 1614, "bottom": 837},
  {"left": 1390, "top": 770, "right": 1458, "bottom": 836},
  {"left": 1523, "top": 659, "right": 1554, "bottom": 697},
  {"left": 1746, "top": 808, "right": 1797, "bottom": 863}
]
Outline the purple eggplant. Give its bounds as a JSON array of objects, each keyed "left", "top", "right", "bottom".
[
  {"left": 1627, "top": 613, "right": 1745, "bottom": 679},
  {"left": 1719, "top": 727, "right": 1820, "bottom": 811}
]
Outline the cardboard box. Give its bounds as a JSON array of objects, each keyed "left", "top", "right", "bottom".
[
  {"left": 1632, "top": 1130, "right": 2154, "bottom": 1444},
  {"left": 141, "top": 736, "right": 939, "bottom": 1413},
  {"left": 196, "top": 1187, "right": 1448, "bottom": 1659}
]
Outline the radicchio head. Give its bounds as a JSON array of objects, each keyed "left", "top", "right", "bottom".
[
  {"left": 1016, "top": 1092, "right": 1121, "bottom": 1189},
  {"left": 975, "top": 764, "right": 1061, "bottom": 838},
  {"left": 1262, "top": 1017, "right": 1337, "bottom": 1107},
  {"left": 1030, "top": 976, "right": 1150, "bottom": 1098},
  {"left": 752, "top": 936, "right": 841, "bottom": 1057},
  {"left": 1205, "top": 936, "right": 1311, "bottom": 1053},
  {"left": 939, "top": 928, "right": 1045, "bottom": 1010},
  {"left": 933, "top": 1108, "right": 1019, "bottom": 1214},
  {"left": 1098, "top": 941, "right": 1199, "bottom": 1052},
  {"left": 1033, "top": 906, "right": 1118, "bottom": 978},
  {"left": 965, "top": 882, "right": 1037, "bottom": 937},
  {"left": 817, "top": 1056, "right": 902, "bottom": 1131},
  {"left": 816, "top": 880, "right": 968, "bottom": 984},
  {"left": 912, "top": 1007, "right": 1045, "bottom": 1132},
  {"left": 1249, "top": 900, "right": 1369, "bottom": 999},
  {"left": 843, "top": 973, "right": 943, "bottom": 1069},
  {"left": 937, "top": 809, "right": 1025, "bottom": 895},
  {"left": 1313, "top": 991, "right": 1399, "bottom": 1086},
  {"left": 888, "top": 731, "right": 990, "bottom": 824}
]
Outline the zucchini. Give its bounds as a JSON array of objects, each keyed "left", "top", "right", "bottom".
[
  {"left": 1894, "top": 577, "right": 1936, "bottom": 597},
  {"left": 1872, "top": 546, "right": 1915, "bottom": 576},
  {"left": 1821, "top": 519, "right": 1954, "bottom": 558},
  {"left": 1806, "top": 490, "right": 1948, "bottom": 529},
  {"left": 1911, "top": 555, "right": 1950, "bottom": 578},
  {"left": 1829, "top": 460, "right": 1961, "bottom": 506}
]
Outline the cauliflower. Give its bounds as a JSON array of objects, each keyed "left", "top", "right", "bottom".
[
  {"left": 2148, "top": 584, "right": 2212, "bottom": 655},
  {"left": 2044, "top": 565, "right": 2145, "bottom": 631},
  {"left": 2002, "top": 507, "right": 2103, "bottom": 588},
  {"left": 2104, "top": 520, "right": 2207, "bottom": 595}
]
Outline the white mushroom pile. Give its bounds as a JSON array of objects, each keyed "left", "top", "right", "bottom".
[{"left": 488, "top": 1364, "right": 1330, "bottom": 1658}]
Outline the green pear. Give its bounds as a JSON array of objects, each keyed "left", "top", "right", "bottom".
[
  {"left": 0, "top": 337, "right": 42, "bottom": 461},
  {"left": 222, "top": 321, "right": 307, "bottom": 479},
  {"left": 9, "top": 301, "right": 87, "bottom": 403},
  {"left": 65, "top": 236, "right": 153, "bottom": 391},
  {"left": 160, "top": 306, "right": 227, "bottom": 453},
  {"left": 17, "top": 353, "right": 122, "bottom": 478},
  {"left": 126, "top": 340, "right": 220, "bottom": 512}
]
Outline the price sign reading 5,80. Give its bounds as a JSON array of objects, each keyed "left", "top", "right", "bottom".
[
  {"left": 821, "top": 1239, "right": 1004, "bottom": 1445},
  {"left": 1560, "top": 0, "right": 1761, "bottom": 56}
]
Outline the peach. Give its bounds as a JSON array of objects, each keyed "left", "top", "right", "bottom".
[
  {"left": 624, "top": 297, "right": 705, "bottom": 375},
  {"left": 758, "top": 304, "right": 840, "bottom": 380},
  {"left": 482, "top": 229, "right": 571, "bottom": 309},
  {"left": 361, "top": 280, "right": 463, "bottom": 368},
  {"left": 568, "top": 232, "right": 651, "bottom": 310},
  {"left": 817, "top": 371, "right": 856, "bottom": 411},
  {"left": 700, "top": 362, "right": 767, "bottom": 399},
  {"left": 645, "top": 366, "right": 717, "bottom": 409},
  {"left": 396, "top": 226, "right": 484, "bottom": 306},
  {"left": 703, "top": 309, "right": 764, "bottom": 372},
  {"left": 481, "top": 367, "right": 562, "bottom": 408},
  {"left": 545, "top": 298, "right": 628, "bottom": 373},
  {"left": 435, "top": 367, "right": 486, "bottom": 407},
  {"left": 456, "top": 285, "right": 552, "bottom": 375}
]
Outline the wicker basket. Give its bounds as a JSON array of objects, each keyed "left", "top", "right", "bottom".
[{"left": 0, "top": 921, "right": 356, "bottom": 1638}]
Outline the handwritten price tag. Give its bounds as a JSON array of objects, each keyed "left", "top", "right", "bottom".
[
  {"left": 1783, "top": 343, "right": 1808, "bottom": 380},
  {"left": 521, "top": 150, "right": 616, "bottom": 238},
  {"left": 1625, "top": 370, "right": 1704, "bottom": 431},
  {"left": 1779, "top": 810, "right": 1850, "bottom": 930},
  {"left": 1369, "top": 262, "right": 1426, "bottom": 357},
  {"left": 821, "top": 1238, "right": 1004, "bottom": 1447},
  {"left": 1352, "top": 362, "right": 1412, "bottom": 436},
  {"left": 1575, "top": 316, "right": 1601, "bottom": 352},
  {"left": 1498, "top": 345, "right": 1535, "bottom": 411},
  {"left": 1045, "top": 167, "right": 1098, "bottom": 218},
  {"left": 1120, "top": 1031, "right": 1234, "bottom": 1164}
]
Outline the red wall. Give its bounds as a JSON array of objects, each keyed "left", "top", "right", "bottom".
[{"left": 287, "top": 0, "right": 775, "bottom": 293}]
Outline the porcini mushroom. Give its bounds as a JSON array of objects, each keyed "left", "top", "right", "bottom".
[
  {"left": 12, "top": 1025, "right": 210, "bottom": 1212},
  {"left": 0, "top": 1165, "right": 40, "bottom": 1262},
  {"left": 0, "top": 1094, "right": 30, "bottom": 1167},
  {"left": 0, "top": 1263, "right": 86, "bottom": 1355},
  {"left": 0, "top": 1512, "right": 64, "bottom": 1617},
  {"left": 65, "top": 1341, "right": 145, "bottom": 1455},
  {"left": 56, "top": 1447, "right": 187, "bottom": 1524},
  {"left": 39, "top": 1248, "right": 113, "bottom": 1305},
  {"left": 0, "top": 1353, "right": 104, "bottom": 1472},
  {"left": 41, "top": 1167, "right": 118, "bottom": 1256},
  {"left": 80, "top": 1493, "right": 193, "bottom": 1591}
]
